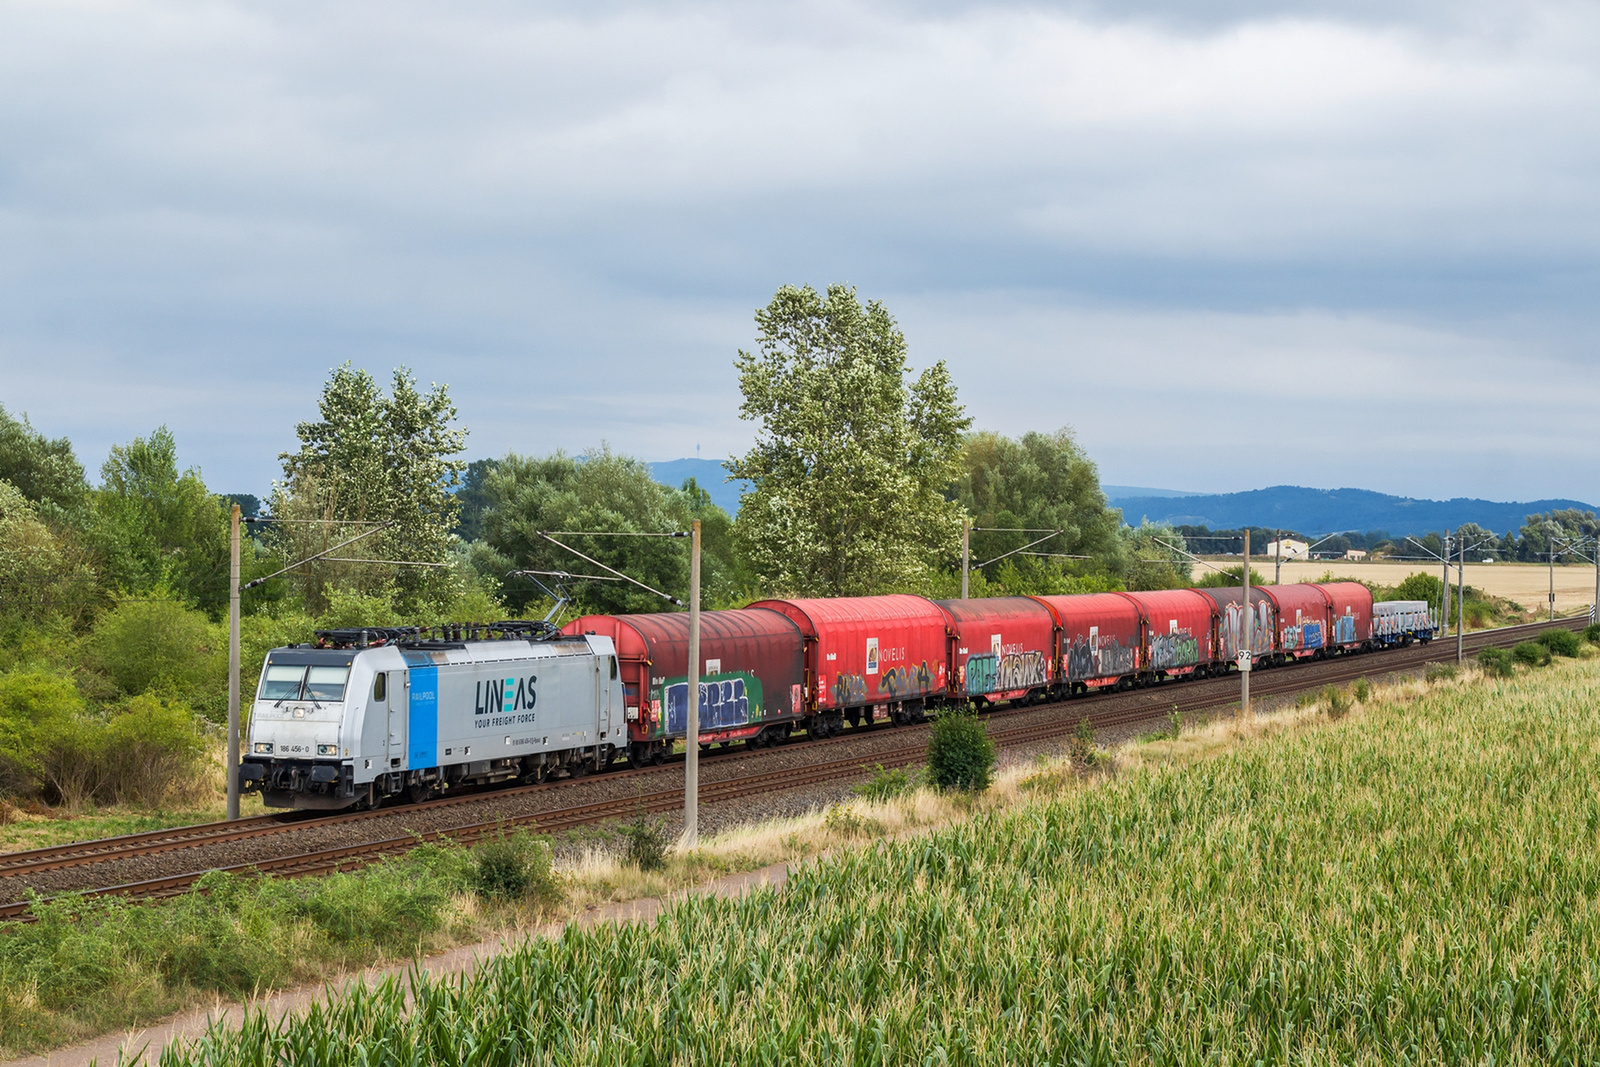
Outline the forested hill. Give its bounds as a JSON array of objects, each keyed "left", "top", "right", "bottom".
[
  {"left": 649, "top": 459, "right": 748, "bottom": 514},
  {"left": 1107, "top": 485, "right": 1598, "bottom": 537}
]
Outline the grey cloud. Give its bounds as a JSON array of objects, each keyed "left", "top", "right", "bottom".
[{"left": 0, "top": 0, "right": 1596, "bottom": 501}]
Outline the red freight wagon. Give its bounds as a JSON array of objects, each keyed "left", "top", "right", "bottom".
[
  {"left": 746, "top": 595, "right": 950, "bottom": 731},
  {"left": 1198, "top": 587, "right": 1276, "bottom": 664},
  {"left": 1314, "top": 581, "right": 1373, "bottom": 649},
  {"left": 934, "top": 596, "right": 1057, "bottom": 704},
  {"left": 1117, "top": 589, "right": 1216, "bottom": 678},
  {"left": 1261, "top": 584, "right": 1334, "bottom": 659},
  {"left": 563, "top": 608, "right": 804, "bottom": 761},
  {"left": 1031, "top": 593, "right": 1143, "bottom": 690}
]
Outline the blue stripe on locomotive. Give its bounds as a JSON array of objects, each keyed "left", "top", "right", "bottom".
[{"left": 408, "top": 664, "right": 438, "bottom": 768}]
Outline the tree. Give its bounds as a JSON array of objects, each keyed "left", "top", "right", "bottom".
[
  {"left": 454, "top": 458, "right": 499, "bottom": 542},
  {"left": 0, "top": 404, "right": 89, "bottom": 519},
  {"left": 0, "top": 479, "right": 100, "bottom": 635},
  {"left": 92, "top": 427, "right": 232, "bottom": 613},
  {"left": 729, "top": 284, "right": 969, "bottom": 597},
  {"left": 274, "top": 364, "right": 467, "bottom": 613},
  {"left": 1120, "top": 520, "right": 1192, "bottom": 590},
  {"left": 478, "top": 447, "right": 739, "bottom": 615},
  {"left": 1516, "top": 509, "right": 1597, "bottom": 562},
  {"left": 949, "top": 429, "right": 1125, "bottom": 592}
]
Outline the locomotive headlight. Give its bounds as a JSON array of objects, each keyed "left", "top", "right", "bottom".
[
  {"left": 293, "top": 708, "right": 306, "bottom": 719},
  {"left": 254, "top": 742, "right": 273, "bottom": 754},
  {"left": 317, "top": 744, "right": 337, "bottom": 755}
]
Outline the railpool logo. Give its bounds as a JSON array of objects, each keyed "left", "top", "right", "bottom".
[{"left": 475, "top": 676, "right": 537, "bottom": 714}]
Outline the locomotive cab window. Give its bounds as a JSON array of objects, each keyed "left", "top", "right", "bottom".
[
  {"left": 260, "top": 665, "right": 306, "bottom": 701},
  {"left": 305, "top": 666, "right": 351, "bottom": 700},
  {"left": 373, "top": 673, "right": 387, "bottom": 702},
  {"left": 608, "top": 656, "right": 618, "bottom": 680}
]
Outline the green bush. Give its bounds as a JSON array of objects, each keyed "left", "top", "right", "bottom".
[
  {"left": 1537, "top": 628, "right": 1582, "bottom": 658},
  {"left": 926, "top": 709, "right": 996, "bottom": 793},
  {"left": 0, "top": 673, "right": 206, "bottom": 807},
  {"left": 1584, "top": 622, "right": 1600, "bottom": 645},
  {"left": 1512, "top": 641, "right": 1552, "bottom": 667},
  {"left": 1392, "top": 571, "right": 1444, "bottom": 606},
  {"left": 1477, "top": 647, "right": 1516, "bottom": 678},
  {"left": 1069, "top": 715, "right": 1099, "bottom": 768},
  {"left": 852, "top": 764, "right": 915, "bottom": 803},
  {"left": 0, "top": 670, "right": 82, "bottom": 798},
  {"left": 1351, "top": 677, "right": 1371, "bottom": 703},
  {"left": 618, "top": 816, "right": 669, "bottom": 872},
  {"left": 97, "top": 696, "right": 208, "bottom": 807},
  {"left": 1424, "top": 662, "right": 1457, "bottom": 683},
  {"left": 471, "top": 831, "right": 558, "bottom": 904},
  {"left": 84, "top": 597, "right": 223, "bottom": 713},
  {"left": 1322, "top": 685, "right": 1352, "bottom": 720}
]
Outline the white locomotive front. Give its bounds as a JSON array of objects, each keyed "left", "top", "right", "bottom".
[{"left": 239, "top": 624, "right": 624, "bottom": 810}]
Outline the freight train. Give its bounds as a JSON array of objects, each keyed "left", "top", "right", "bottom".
[{"left": 241, "top": 582, "right": 1433, "bottom": 809}]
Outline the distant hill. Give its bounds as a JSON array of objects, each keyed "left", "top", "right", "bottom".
[
  {"left": 649, "top": 458, "right": 749, "bottom": 515},
  {"left": 1106, "top": 485, "right": 1598, "bottom": 538},
  {"left": 1102, "top": 484, "right": 1202, "bottom": 500}
]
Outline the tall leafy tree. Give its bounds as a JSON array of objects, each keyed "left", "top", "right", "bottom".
[
  {"left": 729, "top": 284, "right": 969, "bottom": 597},
  {"left": 478, "top": 447, "right": 740, "bottom": 616},
  {"left": 0, "top": 404, "right": 89, "bottom": 520},
  {"left": 453, "top": 458, "right": 499, "bottom": 542},
  {"left": 0, "top": 480, "right": 100, "bottom": 633},
  {"left": 92, "top": 427, "right": 231, "bottom": 613},
  {"left": 273, "top": 364, "right": 467, "bottom": 612},
  {"left": 950, "top": 429, "right": 1126, "bottom": 592}
]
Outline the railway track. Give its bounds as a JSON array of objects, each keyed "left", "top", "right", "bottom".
[{"left": 0, "top": 614, "right": 1585, "bottom": 920}]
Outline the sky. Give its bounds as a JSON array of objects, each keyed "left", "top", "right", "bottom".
[{"left": 1, "top": 0, "right": 1597, "bottom": 504}]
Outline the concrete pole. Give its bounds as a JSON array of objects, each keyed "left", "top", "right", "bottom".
[
  {"left": 1441, "top": 537, "right": 1450, "bottom": 638},
  {"left": 1550, "top": 545, "right": 1557, "bottom": 622},
  {"left": 683, "top": 519, "right": 701, "bottom": 848},
  {"left": 1241, "top": 529, "right": 1252, "bottom": 722},
  {"left": 1456, "top": 534, "right": 1464, "bottom": 663},
  {"left": 226, "top": 504, "right": 242, "bottom": 821},
  {"left": 1592, "top": 539, "right": 1598, "bottom": 624},
  {"left": 1274, "top": 531, "right": 1282, "bottom": 586},
  {"left": 961, "top": 518, "right": 970, "bottom": 600}
]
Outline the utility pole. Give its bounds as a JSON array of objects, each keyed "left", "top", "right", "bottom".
[
  {"left": 1456, "top": 534, "right": 1464, "bottom": 664},
  {"left": 1441, "top": 535, "right": 1451, "bottom": 638},
  {"left": 1550, "top": 543, "right": 1557, "bottom": 622},
  {"left": 226, "top": 505, "right": 241, "bottom": 821},
  {"left": 1241, "top": 529, "right": 1252, "bottom": 722},
  {"left": 1274, "top": 530, "right": 1282, "bottom": 586},
  {"left": 683, "top": 519, "right": 701, "bottom": 848},
  {"left": 961, "top": 518, "right": 970, "bottom": 600}
]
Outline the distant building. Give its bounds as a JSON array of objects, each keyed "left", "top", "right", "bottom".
[
  {"left": 1264, "top": 539, "right": 1309, "bottom": 560},
  {"left": 1344, "top": 549, "right": 1368, "bottom": 560}
]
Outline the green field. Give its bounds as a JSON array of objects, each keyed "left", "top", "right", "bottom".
[{"left": 161, "top": 656, "right": 1600, "bottom": 1065}]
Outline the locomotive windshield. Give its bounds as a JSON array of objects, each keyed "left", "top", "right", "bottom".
[{"left": 259, "top": 664, "right": 351, "bottom": 701}]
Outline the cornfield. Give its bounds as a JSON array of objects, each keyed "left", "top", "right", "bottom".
[{"left": 164, "top": 660, "right": 1600, "bottom": 1064}]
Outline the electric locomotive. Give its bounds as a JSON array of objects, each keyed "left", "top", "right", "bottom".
[{"left": 238, "top": 622, "right": 625, "bottom": 810}]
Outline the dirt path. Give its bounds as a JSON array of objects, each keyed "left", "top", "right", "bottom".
[{"left": 2, "top": 861, "right": 794, "bottom": 1067}]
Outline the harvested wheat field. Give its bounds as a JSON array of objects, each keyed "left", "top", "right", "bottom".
[{"left": 1228, "top": 558, "right": 1598, "bottom": 616}]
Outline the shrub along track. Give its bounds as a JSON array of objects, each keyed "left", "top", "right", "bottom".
[{"left": 0, "top": 615, "right": 1584, "bottom": 920}]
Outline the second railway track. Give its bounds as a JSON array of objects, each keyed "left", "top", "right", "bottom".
[{"left": 0, "top": 614, "right": 1584, "bottom": 920}]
